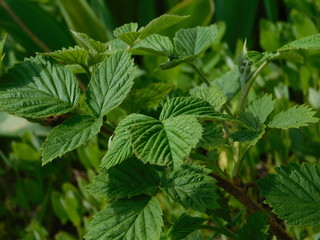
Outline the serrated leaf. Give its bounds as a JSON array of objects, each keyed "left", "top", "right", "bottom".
[
  {"left": 276, "top": 51, "right": 304, "bottom": 64},
  {"left": 41, "top": 115, "right": 102, "bottom": 165},
  {"left": 230, "top": 126, "right": 265, "bottom": 146},
  {"left": 268, "top": 105, "right": 318, "bottom": 129},
  {"left": 159, "top": 97, "right": 231, "bottom": 121},
  {"left": 132, "top": 34, "right": 174, "bottom": 56},
  {"left": 213, "top": 67, "right": 240, "bottom": 100},
  {"left": 118, "top": 32, "right": 140, "bottom": 46},
  {"left": 100, "top": 113, "right": 148, "bottom": 169},
  {"left": 88, "top": 158, "right": 160, "bottom": 199},
  {"left": 0, "top": 56, "right": 80, "bottom": 118},
  {"left": 246, "top": 51, "right": 266, "bottom": 65},
  {"left": 139, "top": 14, "right": 189, "bottom": 39},
  {"left": 198, "top": 123, "right": 224, "bottom": 150},
  {"left": 158, "top": 55, "right": 196, "bottom": 70},
  {"left": 161, "top": 163, "right": 218, "bottom": 212},
  {"left": 278, "top": 33, "right": 320, "bottom": 52},
  {"left": 85, "top": 196, "right": 163, "bottom": 240},
  {"left": 174, "top": 25, "right": 217, "bottom": 57},
  {"left": 190, "top": 85, "right": 227, "bottom": 111},
  {"left": 121, "top": 83, "right": 173, "bottom": 113},
  {"left": 71, "top": 31, "right": 108, "bottom": 53},
  {"left": 129, "top": 114, "right": 202, "bottom": 167},
  {"left": 258, "top": 163, "right": 320, "bottom": 226},
  {"left": 167, "top": 214, "right": 206, "bottom": 240},
  {"left": 240, "top": 95, "right": 276, "bottom": 129},
  {"left": 86, "top": 51, "right": 136, "bottom": 118},
  {"left": 113, "top": 23, "right": 138, "bottom": 37},
  {"left": 40, "top": 46, "right": 88, "bottom": 65},
  {"left": 236, "top": 212, "right": 269, "bottom": 240}
]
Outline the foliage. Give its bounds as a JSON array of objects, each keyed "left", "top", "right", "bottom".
[{"left": 1, "top": 1, "right": 320, "bottom": 240}]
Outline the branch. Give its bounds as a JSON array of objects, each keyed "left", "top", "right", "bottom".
[{"left": 210, "top": 172, "right": 293, "bottom": 240}]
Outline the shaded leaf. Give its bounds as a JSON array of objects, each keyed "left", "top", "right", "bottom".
[
  {"left": 230, "top": 126, "right": 265, "bottom": 146},
  {"left": 236, "top": 212, "right": 269, "bottom": 240}
]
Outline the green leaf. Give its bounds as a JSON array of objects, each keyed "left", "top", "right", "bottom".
[
  {"left": 161, "top": 163, "right": 218, "bottom": 212},
  {"left": 278, "top": 33, "right": 320, "bottom": 52},
  {"left": 132, "top": 34, "right": 174, "bottom": 56},
  {"left": 139, "top": 14, "right": 189, "bottom": 39},
  {"left": 121, "top": 83, "right": 173, "bottom": 112},
  {"left": 268, "top": 105, "right": 318, "bottom": 129},
  {"left": 236, "top": 212, "right": 269, "bottom": 240},
  {"left": 239, "top": 95, "right": 276, "bottom": 129},
  {"left": 100, "top": 113, "right": 149, "bottom": 169},
  {"left": 230, "top": 126, "right": 265, "bottom": 146},
  {"left": 113, "top": 23, "right": 138, "bottom": 37},
  {"left": 174, "top": 25, "right": 217, "bottom": 57},
  {"left": 258, "top": 163, "right": 320, "bottom": 226},
  {"left": 198, "top": 123, "right": 224, "bottom": 150},
  {"left": 41, "top": 115, "right": 102, "bottom": 165},
  {"left": 71, "top": 31, "right": 108, "bottom": 53},
  {"left": 85, "top": 196, "right": 163, "bottom": 240},
  {"left": 167, "top": 214, "right": 206, "bottom": 240},
  {"left": 246, "top": 51, "right": 265, "bottom": 65},
  {"left": 86, "top": 50, "right": 136, "bottom": 118},
  {"left": 213, "top": 67, "right": 240, "bottom": 100},
  {"left": 190, "top": 85, "right": 227, "bottom": 111},
  {"left": 88, "top": 158, "right": 160, "bottom": 199},
  {"left": 158, "top": 55, "right": 195, "bottom": 70},
  {"left": 40, "top": 46, "right": 89, "bottom": 65},
  {"left": 129, "top": 114, "right": 202, "bottom": 166},
  {"left": 0, "top": 56, "right": 80, "bottom": 118},
  {"left": 276, "top": 51, "right": 304, "bottom": 64},
  {"left": 159, "top": 97, "right": 231, "bottom": 121}
]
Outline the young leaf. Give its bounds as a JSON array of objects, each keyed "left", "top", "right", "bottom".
[
  {"left": 159, "top": 97, "right": 231, "bottom": 121},
  {"left": 268, "top": 105, "right": 318, "bottom": 129},
  {"left": 236, "top": 212, "right": 269, "bottom": 240},
  {"left": 113, "top": 22, "right": 138, "bottom": 37},
  {"left": 190, "top": 84, "right": 227, "bottom": 111},
  {"left": 213, "top": 67, "right": 240, "bottom": 100},
  {"left": 166, "top": 214, "right": 207, "bottom": 240},
  {"left": 121, "top": 82, "right": 173, "bottom": 112},
  {"left": 40, "top": 46, "right": 89, "bottom": 65},
  {"left": 71, "top": 31, "right": 108, "bottom": 53},
  {"left": 88, "top": 158, "right": 160, "bottom": 199},
  {"left": 85, "top": 196, "right": 163, "bottom": 240},
  {"left": 258, "top": 163, "right": 320, "bottom": 226},
  {"left": 132, "top": 34, "right": 174, "bottom": 56},
  {"left": 174, "top": 25, "right": 217, "bottom": 57},
  {"left": 100, "top": 113, "right": 148, "bottom": 169},
  {"left": 278, "top": 33, "right": 320, "bottom": 52},
  {"left": 161, "top": 163, "right": 218, "bottom": 212},
  {"left": 41, "top": 115, "right": 102, "bottom": 165},
  {"left": 240, "top": 95, "right": 276, "bottom": 129},
  {"left": 139, "top": 14, "right": 189, "bottom": 39},
  {"left": 86, "top": 50, "right": 136, "bottom": 118},
  {"left": 0, "top": 56, "right": 80, "bottom": 118},
  {"left": 129, "top": 115, "right": 202, "bottom": 166}
]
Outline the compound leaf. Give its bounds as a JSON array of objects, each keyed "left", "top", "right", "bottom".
[
  {"left": 236, "top": 212, "right": 269, "bottom": 240},
  {"left": 268, "top": 105, "right": 318, "bottom": 129},
  {"left": 174, "top": 25, "right": 217, "bottom": 57},
  {"left": 0, "top": 56, "right": 80, "bottom": 118},
  {"left": 139, "top": 14, "right": 189, "bottom": 39},
  {"left": 129, "top": 114, "right": 202, "bottom": 167},
  {"left": 161, "top": 163, "right": 218, "bottom": 212},
  {"left": 41, "top": 115, "right": 102, "bottom": 165},
  {"left": 159, "top": 97, "right": 231, "bottom": 121},
  {"left": 132, "top": 34, "right": 174, "bottom": 56},
  {"left": 85, "top": 196, "right": 163, "bottom": 240},
  {"left": 190, "top": 84, "right": 227, "bottom": 111},
  {"left": 167, "top": 214, "right": 206, "bottom": 240},
  {"left": 88, "top": 158, "right": 160, "bottom": 199},
  {"left": 86, "top": 50, "right": 136, "bottom": 118},
  {"left": 258, "top": 163, "right": 320, "bottom": 226}
]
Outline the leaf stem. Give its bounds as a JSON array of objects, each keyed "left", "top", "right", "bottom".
[
  {"left": 237, "top": 60, "right": 270, "bottom": 114},
  {"left": 210, "top": 172, "right": 294, "bottom": 240},
  {"left": 190, "top": 63, "right": 211, "bottom": 87},
  {"left": 233, "top": 145, "right": 252, "bottom": 177}
]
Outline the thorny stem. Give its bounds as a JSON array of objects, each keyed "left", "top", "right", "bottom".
[
  {"left": 210, "top": 172, "right": 294, "bottom": 240},
  {"left": 0, "top": 0, "right": 51, "bottom": 52}
]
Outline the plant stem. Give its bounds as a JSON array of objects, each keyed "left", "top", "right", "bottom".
[
  {"left": 210, "top": 172, "right": 294, "bottom": 240},
  {"left": 233, "top": 145, "right": 252, "bottom": 177},
  {"left": 190, "top": 63, "right": 211, "bottom": 87},
  {"left": 102, "top": 120, "right": 115, "bottom": 132},
  {"left": 237, "top": 60, "right": 270, "bottom": 114}
]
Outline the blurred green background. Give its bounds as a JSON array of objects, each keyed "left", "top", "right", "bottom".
[{"left": 0, "top": 0, "right": 320, "bottom": 239}]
